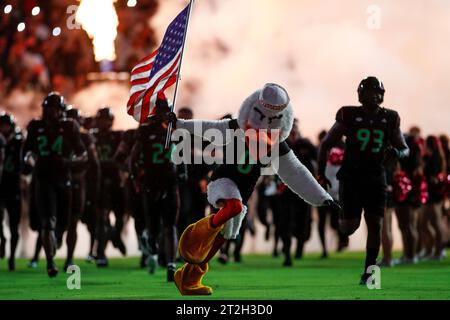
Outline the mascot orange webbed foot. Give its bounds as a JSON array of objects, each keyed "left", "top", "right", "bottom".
[
  {"left": 175, "top": 215, "right": 224, "bottom": 295},
  {"left": 174, "top": 263, "right": 212, "bottom": 296}
]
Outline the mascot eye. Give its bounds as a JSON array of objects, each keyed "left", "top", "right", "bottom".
[
  {"left": 268, "top": 115, "right": 283, "bottom": 124},
  {"left": 253, "top": 107, "right": 266, "bottom": 121}
]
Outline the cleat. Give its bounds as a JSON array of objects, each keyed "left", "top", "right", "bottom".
[
  {"left": 395, "top": 256, "right": 418, "bottom": 265},
  {"left": 47, "top": 262, "right": 58, "bottom": 278},
  {"left": 320, "top": 252, "right": 329, "bottom": 259},
  {"left": 272, "top": 248, "right": 279, "bottom": 258},
  {"left": 8, "top": 259, "right": 16, "bottom": 271},
  {"left": 359, "top": 273, "right": 371, "bottom": 286},
  {"left": 377, "top": 260, "right": 394, "bottom": 268},
  {"left": 85, "top": 255, "right": 94, "bottom": 263},
  {"left": 111, "top": 228, "right": 127, "bottom": 256},
  {"left": 283, "top": 257, "right": 293, "bottom": 267},
  {"left": 217, "top": 253, "right": 228, "bottom": 265},
  {"left": 64, "top": 260, "right": 74, "bottom": 272},
  {"left": 147, "top": 254, "right": 158, "bottom": 274},
  {"left": 140, "top": 254, "right": 148, "bottom": 269},
  {"left": 234, "top": 252, "right": 242, "bottom": 263},
  {"left": 28, "top": 260, "right": 38, "bottom": 268},
  {"left": 167, "top": 264, "right": 176, "bottom": 282},
  {"left": 96, "top": 257, "right": 109, "bottom": 268}
]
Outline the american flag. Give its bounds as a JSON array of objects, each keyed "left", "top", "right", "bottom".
[{"left": 127, "top": 4, "right": 191, "bottom": 123}]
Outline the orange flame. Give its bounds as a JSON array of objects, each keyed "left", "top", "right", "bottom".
[{"left": 76, "top": 0, "right": 119, "bottom": 62}]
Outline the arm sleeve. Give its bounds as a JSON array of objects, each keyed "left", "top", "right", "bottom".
[
  {"left": 71, "top": 122, "right": 87, "bottom": 156},
  {"left": 22, "top": 122, "right": 36, "bottom": 158},
  {"left": 335, "top": 107, "right": 346, "bottom": 124},
  {"left": 272, "top": 150, "right": 332, "bottom": 206}
]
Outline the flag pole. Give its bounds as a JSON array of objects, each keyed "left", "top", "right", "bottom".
[{"left": 164, "top": 0, "right": 195, "bottom": 149}]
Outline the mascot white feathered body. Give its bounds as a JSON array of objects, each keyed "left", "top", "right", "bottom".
[{"left": 173, "top": 83, "right": 334, "bottom": 295}]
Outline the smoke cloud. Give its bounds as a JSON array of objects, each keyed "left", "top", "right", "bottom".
[{"left": 148, "top": 0, "right": 450, "bottom": 140}]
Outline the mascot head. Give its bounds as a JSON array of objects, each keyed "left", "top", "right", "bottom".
[{"left": 237, "top": 83, "right": 294, "bottom": 142}]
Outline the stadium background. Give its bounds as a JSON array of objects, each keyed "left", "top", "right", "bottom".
[{"left": 1, "top": 0, "right": 449, "bottom": 258}]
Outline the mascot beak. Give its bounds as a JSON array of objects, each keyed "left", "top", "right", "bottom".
[{"left": 245, "top": 122, "right": 279, "bottom": 146}]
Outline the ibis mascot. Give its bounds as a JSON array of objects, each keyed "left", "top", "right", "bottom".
[{"left": 165, "top": 83, "right": 340, "bottom": 295}]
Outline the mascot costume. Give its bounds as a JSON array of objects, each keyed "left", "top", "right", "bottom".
[{"left": 166, "top": 83, "right": 340, "bottom": 295}]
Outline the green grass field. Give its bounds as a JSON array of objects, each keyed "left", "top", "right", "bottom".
[{"left": 0, "top": 251, "right": 449, "bottom": 300}]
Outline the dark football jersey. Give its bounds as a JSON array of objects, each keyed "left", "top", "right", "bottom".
[
  {"left": 211, "top": 119, "right": 292, "bottom": 204},
  {"left": 290, "top": 137, "right": 317, "bottom": 174},
  {"left": 23, "top": 119, "right": 86, "bottom": 181},
  {"left": 0, "top": 133, "right": 23, "bottom": 192},
  {"left": 336, "top": 106, "right": 400, "bottom": 177},
  {"left": 0, "top": 133, "right": 5, "bottom": 149},
  {"left": 134, "top": 122, "right": 177, "bottom": 187},
  {"left": 93, "top": 129, "right": 123, "bottom": 181},
  {"left": 122, "top": 129, "right": 136, "bottom": 146},
  {"left": 71, "top": 132, "right": 94, "bottom": 179}
]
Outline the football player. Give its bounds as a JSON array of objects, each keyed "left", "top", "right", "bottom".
[
  {"left": 0, "top": 113, "right": 23, "bottom": 270},
  {"left": 113, "top": 126, "right": 148, "bottom": 267},
  {"left": 255, "top": 176, "right": 282, "bottom": 258},
  {"left": 22, "top": 92, "right": 87, "bottom": 277},
  {"left": 128, "top": 98, "right": 181, "bottom": 281},
  {"left": 79, "top": 115, "right": 99, "bottom": 262},
  {"left": 64, "top": 107, "right": 100, "bottom": 270},
  {"left": 318, "top": 77, "right": 410, "bottom": 284},
  {"left": 279, "top": 119, "right": 316, "bottom": 265},
  {"left": 92, "top": 107, "right": 126, "bottom": 266}
]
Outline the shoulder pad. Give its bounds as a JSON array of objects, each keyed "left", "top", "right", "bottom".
[
  {"left": 381, "top": 107, "right": 400, "bottom": 127},
  {"left": 336, "top": 106, "right": 360, "bottom": 123},
  {"left": 26, "top": 119, "right": 42, "bottom": 132}
]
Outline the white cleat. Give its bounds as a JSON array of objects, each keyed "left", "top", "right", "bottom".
[
  {"left": 147, "top": 254, "right": 158, "bottom": 274},
  {"left": 27, "top": 260, "right": 38, "bottom": 268}
]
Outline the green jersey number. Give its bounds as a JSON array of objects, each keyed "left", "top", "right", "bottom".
[
  {"left": 237, "top": 149, "right": 256, "bottom": 174},
  {"left": 37, "top": 135, "right": 63, "bottom": 156},
  {"left": 98, "top": 145, "right": 112, "bottom": 161},
  {"left": 356, "top": 129, "right": 385, "bottom": 153},
  {"left": 152, "top": 143, "right": 173, "bottom": 164}
]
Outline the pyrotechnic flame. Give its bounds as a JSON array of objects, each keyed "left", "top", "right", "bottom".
[{"left": 76, "top": 0, "right": 119, "bottom": 62}]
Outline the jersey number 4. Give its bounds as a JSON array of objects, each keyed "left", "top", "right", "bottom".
[
  {"left": 356, "top": 129, "right": 384, "bottom": 153},
  {"left": 152, "top": 143, "right": 173, "bottom": 164},
  {"left": 38, "top": 135, "right": 63, "bottom": 156}
]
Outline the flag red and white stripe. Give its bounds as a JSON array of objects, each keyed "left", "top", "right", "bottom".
[
  {"left": 127, "top": 50, "right": 180, "bottom": 123},
  {"left": 127, "top": 4, "right": 190, "bottom": 123}
]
